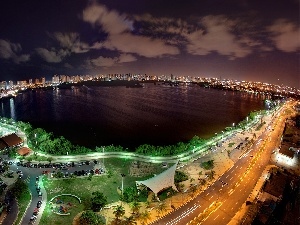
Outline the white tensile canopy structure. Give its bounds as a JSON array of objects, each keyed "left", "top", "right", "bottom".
[{"left": 136, "top": 161, "right": 178, "bottom": 198}]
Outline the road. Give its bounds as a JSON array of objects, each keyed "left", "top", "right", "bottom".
[
  {"left": 2, "top": 100, "right": 294, "bottom": 225},
  {"left": 154, "top": 101, "right": 291, "bottom": 225}
]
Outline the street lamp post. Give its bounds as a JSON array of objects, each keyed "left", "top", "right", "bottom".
[
  {"left": 121, "top": 173, "right": 126, "bottom": 197},
  {"left": 102, "top": 147, "right": 104, "bottom": 165}
]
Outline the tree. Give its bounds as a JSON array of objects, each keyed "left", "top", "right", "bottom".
[
  {"left": 139, "top": 211, "right": 151, "bottom": 225},
  {"left": 11, "top": 179, "right": 29, "bottom": 199},
  {"left": 155, "top": 202, "right": 167, "bottom": 217},
  {"left": 200, "top": 160, "right": 214, "bottom": 170},
  {"left": 145, "top": 200, "right": 151, "bottom": 208},
  {"left": 207, "top": 170, "right": 216, "bottom": 181},
  {"left": 113, "top": 205, "right": 125, "bottom": 224},
  {"left": 121, "top": 187, "right": 138, "bottom": 203},
  {"left": 47, "top": 157, "right": 53, "bottom": 163},
  {"left": 174, "top": 171, "right": 188, "bottom": 183},
  {"left": 79, "top": 210, "right": 105, "bottom": 225},
  {"left": 122, "top": 216, "right": 137, "bottom": 225},
  {"left": 129, "top": 201, "right": 141, "bottom": 215},
  {"left": 91, "top": 191, "right": 107, "bottom": 212},
  {"left": 189, "top": 184, "right": 198, "bottom": 198}
]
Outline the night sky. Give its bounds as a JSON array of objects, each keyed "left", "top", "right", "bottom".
[{"left": 0, "top": 0, "right": 299, "bottom": 88}]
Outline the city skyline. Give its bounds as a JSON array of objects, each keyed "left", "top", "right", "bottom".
[{"left": 0, "top": 0, "right": 299, "bottom": 87}]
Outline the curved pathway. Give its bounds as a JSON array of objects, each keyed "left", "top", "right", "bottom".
[{"left": 1, "top": 103, "right": 285, "bottom": 225}]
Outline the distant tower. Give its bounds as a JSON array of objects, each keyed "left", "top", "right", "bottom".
[{"left": 171, "top": 74, "right": 174, "bottom": 81}]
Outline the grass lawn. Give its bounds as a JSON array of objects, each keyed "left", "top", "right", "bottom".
[{"left": 40, "top": 158, "right": 170, "bottom": 225}]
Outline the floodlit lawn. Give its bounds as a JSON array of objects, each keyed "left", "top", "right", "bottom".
[
  {"left": 40, "top": 158, "right": 169, "bottom": 225},
  {"left": 40, "top": 193, "right": 84, "bottom": 225}
]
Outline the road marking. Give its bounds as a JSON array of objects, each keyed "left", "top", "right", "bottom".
[
  {"left": 166, "top": 204, "right": 199, "bottom": 225},
  {"left": 214, "top": 215, "right": 219, "bottom": 220},
  {"left": 206, "top": 193, "right": 210, "bottom": 196},
  {"left": 230, "top": 177, "right": 233, "bottom": 180},
  {"left": 225, "top": 175, "right": 229, "bottom": 178},
  {"left": 209, "top": 195, "right": 213, "bottom": 200}
]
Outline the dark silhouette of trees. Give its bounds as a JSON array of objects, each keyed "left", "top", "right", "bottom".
[
  {"left": 91, "top": 191, "right": 107, "bottom": 212},
  {"left": 79, "top": 210, "right": 105, "bottom": 225}
]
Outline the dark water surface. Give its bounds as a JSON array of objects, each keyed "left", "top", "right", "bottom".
[{"left": 0, "top": 84, "right": 266, "bottom": 149}]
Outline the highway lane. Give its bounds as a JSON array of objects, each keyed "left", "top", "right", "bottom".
[
  {"left": 203, "top": 102, "right": 290, "bottom": 225},
  {"left": 154, "top": 146, "right": 258, "bottom": 225},
  {"left": 155, "top": 102, "right": 290, "bottom": 225},
  {"left": 203, "top": 103, "right": 288, "bottom": 225}
]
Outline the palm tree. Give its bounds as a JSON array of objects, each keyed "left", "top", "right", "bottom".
[
  {"left": 122, "top": 215, "right": 137, "bottom": 225},
  {"left": 130, "top": 201, "right": 141, "bottom": 215},
  {"left": 189, "top": 184, "right": 197, "bottom": 198},
  {"left": 208, "top": 170, "right": 216, "bottom": 181},
  {"left": 155, "top": 202, "right": 167, "bottom": 217},
  {"left": 113, "top": 205, "right": 125, "bottom": 224},
  {"left": 139, "top": 211, "right": 151, "bottom": 225},
  {"left": 145, "top": 200, "right": 151, "bottom": 208}
]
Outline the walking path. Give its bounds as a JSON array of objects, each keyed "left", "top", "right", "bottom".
[{"left": 0, "top": 103, "right": 287, "bottom": 225}]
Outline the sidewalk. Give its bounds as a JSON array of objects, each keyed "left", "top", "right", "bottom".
[{"left": 227, "top": 165, "right": 278, "bottom": 225}]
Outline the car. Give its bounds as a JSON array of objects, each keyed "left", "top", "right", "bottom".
[
  {"left": 30, "top": 215, "right": 37, "bottom": 222},
  {"left": 33, "top": 207, "right": 39, "bottom": 215},
  {"left": 38, "top": 191, "right": 42, "bottom": 197},
  {"left": 37, "top": 200, "right": 42, "bottom": 208},
  {"left": 36, "top": 176, "right": 39, "bottom": 181},
  {"left": 61, "top": 166, "right": 68, "bottom": 170}
]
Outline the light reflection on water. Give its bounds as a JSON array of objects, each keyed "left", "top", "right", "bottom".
[{"left": 0, "top": 84, "right": 266, "bottom": 149}]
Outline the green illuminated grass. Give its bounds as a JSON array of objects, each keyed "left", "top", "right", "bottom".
[
  {"left": 13, "top": 188, "right": 31, "bottom": 225},
  {"left": 40, "top": 158, "right": 170, "bottom": 225}
]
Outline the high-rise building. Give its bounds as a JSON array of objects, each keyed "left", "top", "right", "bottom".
[
  {"left": 8, "top": 80, "right": 14, "bottom": 89},
  {"left": 41, "top": 77, "right": 46, "bottom": 86},
  {"left": 0, "top": 81, "right": 6, "bottom": 90},
  {"left": 52, "top": 75, "right": 60, "bottom": 84}
]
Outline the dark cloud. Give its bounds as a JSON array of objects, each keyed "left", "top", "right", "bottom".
[{"left": 0, "top": 0, "right": 298, "bottom": 87}]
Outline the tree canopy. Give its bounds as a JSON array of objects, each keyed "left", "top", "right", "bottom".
[
  {"left": 79, "top": 210, "right": 105, "bottom": 225},
  {"left": 91, "top": 191, "right": 107, "bottom": 212}
]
